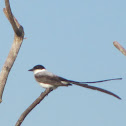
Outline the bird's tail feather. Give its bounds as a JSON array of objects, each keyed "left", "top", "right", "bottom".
[
  {"left": 70, "top": 78, "right": 122, "bottom": 84},
  {"left": 73, "top": 83, "right": 121, "bottom": 100}
]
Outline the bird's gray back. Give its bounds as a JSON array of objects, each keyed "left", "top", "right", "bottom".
[{"left": 34, "top": 70, "right": 70, "bottom": 86}]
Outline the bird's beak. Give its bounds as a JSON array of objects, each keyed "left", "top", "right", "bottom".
[{"left": 28, "top": 68, "right": 34, "bottom": 71}]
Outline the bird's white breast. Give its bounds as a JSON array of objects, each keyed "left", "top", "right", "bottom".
[{"left": 39, "top": 83, "right": 58, "bottom": 89}]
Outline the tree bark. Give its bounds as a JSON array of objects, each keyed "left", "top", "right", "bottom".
[
  {"left": 113, "top": 41, "right": 126, "bottom": 56},
  {"left": 15, "top": 88, "right": 53, "bottom": 126},
  {"left": 0, "top": 0, "right": 24, "bottom": 103}
]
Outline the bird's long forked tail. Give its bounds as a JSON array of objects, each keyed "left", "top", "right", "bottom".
[
  {"left": 80, "top": 78, "right": 122, "bottom": 84},
  {"left": 73, "top": 83, "right": 121, "bottom": 100},
  {"left": 70, "top": 78, "right": 122, "bottom": 100}
]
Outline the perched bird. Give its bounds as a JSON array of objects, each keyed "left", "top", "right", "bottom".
[{"left": 29, "top": 65, "right": 122, "bottom": 99}]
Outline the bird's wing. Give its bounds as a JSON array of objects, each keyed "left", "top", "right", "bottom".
[{"left": 35, "top": 74, "right": 71, "bottom": 86}]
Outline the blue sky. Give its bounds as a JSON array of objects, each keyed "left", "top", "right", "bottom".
[{"left": 0, "top": 0, "right": 126, "bottom": 126}]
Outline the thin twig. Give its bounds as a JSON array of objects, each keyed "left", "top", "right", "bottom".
[
  {"left": 113, "top": 41, "right": 126, "bottom": 56},
  {"left": 15, "top": 89, "right": 53, "bottom": 126},
  {"left": 0, "top": 0, "right": 24, "bottom": 102}
]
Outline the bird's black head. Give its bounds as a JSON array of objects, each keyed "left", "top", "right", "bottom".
[{"left": 28, "top": 65, "right": 45, "bottom": 71}]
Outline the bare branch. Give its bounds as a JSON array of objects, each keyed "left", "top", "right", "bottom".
[
  {"left": 0, "top": 0, "right": 24, "bottom": 102},
  {"left": 5, "top": 0, "right": 23, "bottom": 36},
  {"left": 15, "top": 89, "right": 53, "bottom": 126},
  {"left": 113, "top": 41, "right": 126, "bottom": 56}
]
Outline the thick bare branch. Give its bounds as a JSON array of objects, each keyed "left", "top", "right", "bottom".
[
  {"left": 15, "top": 89, "right": 53, "bottom": 126},
  {"left": 113, "top": 41, "right": 126, "bottom": 56},
  {"left": 5, "top": 0, "right": 23, "bottom": 36},
  {"left": 0, "top": 34, "right": 24, "bottom": 102},
  {"left": 0, "top": 1, "right": 24, "bottom": 102}
]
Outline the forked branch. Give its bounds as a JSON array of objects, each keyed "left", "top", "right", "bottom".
[{"left": 5, "top": 0, "right": 23, "bottom": 36}]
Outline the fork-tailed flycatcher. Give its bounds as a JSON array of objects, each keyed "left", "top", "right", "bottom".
[{"left": 29, "top": 65, "right": 122, "bottom": 99}]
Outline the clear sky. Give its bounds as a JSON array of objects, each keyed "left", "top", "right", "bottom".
[{"left": 0, "top": 0, "right": 126, "bottom": 126}]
